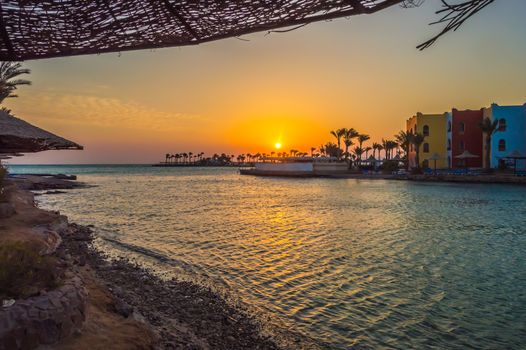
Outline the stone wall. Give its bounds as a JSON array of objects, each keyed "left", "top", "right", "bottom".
[{"left": 0, "top": 276, "right": 87, "bottom": 350}]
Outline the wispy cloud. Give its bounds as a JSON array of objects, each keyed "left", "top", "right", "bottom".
[{"left": 9, "top": 91, "right": 206, "bottom": 132}]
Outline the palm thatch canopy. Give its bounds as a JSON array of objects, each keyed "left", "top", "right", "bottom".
[
  {"left": 0, "top": 110, "right": 82, "bottom": 153},
  {"left": 0, "top": 0, "right": 404, "bottom": 61}
]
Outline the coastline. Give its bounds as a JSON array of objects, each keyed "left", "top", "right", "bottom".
[
  {"left": 0, "top": 176, "right": 286, "bottom": 350},
  {"left": 241, "top": 170, "right": 526, "bottom": 185}
]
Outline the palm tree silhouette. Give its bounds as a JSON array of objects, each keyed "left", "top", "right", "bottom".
[
  {"left": 330, "top": 128, "right": 346, "bottom": 159},
  {"left": 353, "top": 146, "right": 364, "bottom": 165},
  {"left": 395, "top": 130, "right": 413, "bottom": 169},
  {"left": 0, "top": 62, "right": 31, "bottom": 104},
  {"left": 411, "top": 133, "right": 426, "bottom": 169},
  {"left": 357, "top": 134, "right": 370, "bottom": 160},
  {"left": 372, "top": 142, "right": 381, "bottom": 160},
  {"left": 364, "top": 146, "right": 372, "bottom": 159},
  {"left": 479, "top": 117, "right": 499, "bottom": 171}
]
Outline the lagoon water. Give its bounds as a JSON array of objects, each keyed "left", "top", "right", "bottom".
[{"left": 9, "top": 165, "right": 526, "bottom": 349}]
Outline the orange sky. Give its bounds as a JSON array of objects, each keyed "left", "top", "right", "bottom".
[{"left": 6, "top": 1, "right": 526, "bottom": 164}]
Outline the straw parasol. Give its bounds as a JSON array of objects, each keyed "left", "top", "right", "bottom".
[
  {"left": 427, "top": 153, "right": 441, "bottom": 174},
  {"left": 454, "top": 150, "right": 479, "bottom": 168},
  {"left": 0, "top": 1, "right": 405, "bottom": 61},
  {"left": 0, "top": 110, "right": 83, "bottom": 154}
]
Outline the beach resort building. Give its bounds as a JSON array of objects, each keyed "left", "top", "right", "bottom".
[
  {"left": 447, "top": 108, "right": 484, "bottom": 168},
  {"left": 483, "top": 103, "right": 526, "bottom": 169},
  {"left": 406, "top": 112, "right": 448, "bottom": 169}
]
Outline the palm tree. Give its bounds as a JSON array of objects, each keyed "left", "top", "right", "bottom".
[
  {"left": 364, "top": 146, "right": 372, "bottom": 159},
  {"left": 353, "top": 146, "right": 364, "bottom": 164},
  {"left": 323, "top": 142, "right": 340, "bottom": 158},
  {"left": 310, "top": 147, "right": 316, "bottom": 157},
  {"left": 0, "top": 62, "right": 31, "bottom": 105},
  {"left": 395, "top": 131, "right": 412, "bottom": 158},
  {"left": 381, "top": 139, "right": 389, "bottom": 160},
  {"left": 411, "top": 133, "right": 426, "bottom": 169},
  {"left": 357, "top": 134, "right": 370, "bottom": 149},
  {"left": 388, "top": 141, "right": 399, "bottom": 159},
  {"left": 372, "top": 142, "right": 381, "bottom": 160},
  {"left": 479, "top": 117, "right": 499, "bottom": 171},
  {"left": 343, "top": 128, "right": 359, "bottom": 161},
  {"left": 330, "top": 128, "right": 346, "bottom": 159},
  {"left": 165, "top": 153, "right": 170, "bottom": 164}
]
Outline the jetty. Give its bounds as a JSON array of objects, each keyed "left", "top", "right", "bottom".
[{"left": 240, "top": 157, "right": 348, "bottom": 177}]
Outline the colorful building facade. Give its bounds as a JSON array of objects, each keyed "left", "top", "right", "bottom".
[
  {"left": 406, "top": 112, "right": 448, "bottom": 169},
  {"left": 483, "top": 103, "right": 526, "bottom": 169},
  {"left": 446, "top": 108, "right": 484, "bottom": 168}
]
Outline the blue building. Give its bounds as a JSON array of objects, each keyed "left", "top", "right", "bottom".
[{"left": 483, "top": 103, "right": 526, "bottom": 169}]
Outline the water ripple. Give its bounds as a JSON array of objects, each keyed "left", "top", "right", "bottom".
[{"left": 28, "top": 166, "right": 526, "bottom": 350}]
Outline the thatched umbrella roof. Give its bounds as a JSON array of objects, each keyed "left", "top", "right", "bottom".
[
  {"left": 0, "top": 110, "right": 83, "bottom": 154},
  {"left": 0, "top": 1, "right": 403, "bottom": 61}
]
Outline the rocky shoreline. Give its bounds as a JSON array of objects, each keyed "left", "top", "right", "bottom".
[
  {"left": 1, "top": 175, "right": 289, "bottom": 350},
  {"left": 61, "top": 223, "right": 283, "bottom": 350}
]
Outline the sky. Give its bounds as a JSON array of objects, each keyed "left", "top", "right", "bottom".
[{"left": 6, "top": 0, "right": 526, "bottom": 164}]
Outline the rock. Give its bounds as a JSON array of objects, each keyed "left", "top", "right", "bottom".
[
  {"left": 113, "top": 299, "right": 133, "bottom": 318},
  {"left": 78, "top": 254, "right": 86, "bottom": 266},
  {"left": 0, "top": 202, "right": 15, "bottom": 218}
]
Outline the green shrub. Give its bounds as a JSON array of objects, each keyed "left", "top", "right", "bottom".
[{"left": 0, "top": 242, "right": 59, "bottom": 299}]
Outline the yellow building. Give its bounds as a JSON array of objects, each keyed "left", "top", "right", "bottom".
[{"left": 406, "top": 112, "right": 448, "bottom": 169}]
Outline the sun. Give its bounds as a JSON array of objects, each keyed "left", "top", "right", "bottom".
[{"left": 274, "top": 142, "right": 282, "bottom": 149}]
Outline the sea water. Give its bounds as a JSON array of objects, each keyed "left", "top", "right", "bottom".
[{"left": 9, "top": 165, "right": 526, "bottom": 349}]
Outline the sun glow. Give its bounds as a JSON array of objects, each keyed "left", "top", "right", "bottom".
[{"left": 274, "top": 142, "right": 282, "bottom": 149}]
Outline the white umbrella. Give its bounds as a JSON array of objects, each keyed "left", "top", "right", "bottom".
[
  {"left": 427, "top": 153, "right": 442, "bottom": 174},
  {"left": 454, "top": 150, "right": 479, "bottom": 168}
]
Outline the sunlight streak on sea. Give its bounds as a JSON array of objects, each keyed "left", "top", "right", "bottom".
[{"left": 10, "top": 165, "right": 526, "bottom": 350}]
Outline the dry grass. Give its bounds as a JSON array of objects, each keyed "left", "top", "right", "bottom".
[{"left": 0, "top": 241, "right": 59, "bottom": 299}]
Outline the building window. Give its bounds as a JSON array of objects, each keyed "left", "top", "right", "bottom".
[
  {"left": 423, "top": 143, "right": 430, "bottom": 153},
  {"left": 459, "top": 122, "right": 465, "bottom": 133},
  {"left": 459, "top": 140, "right": 465, "bottom": 151},
  {"left": 423, "top": 125, "right": 429, "bottom": 136},
  {"left": 447, "top": 121, "right": 451, "bottom": 132},
  {"left": 499, "top": 118, "right": 507, "bottom": 131},
  {"left": 499, "top": 139, "right": 506, "bottom": 152},
  {"left": 447, "top": 139, "right": 451, "bottom": 151}
]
